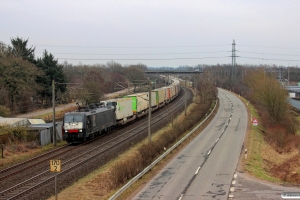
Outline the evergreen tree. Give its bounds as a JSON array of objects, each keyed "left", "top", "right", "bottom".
[
  {"left": 10, "top": 37, "right": 36, "bottom": 63},
  {"left": 36, "top": 50, "right": 66, "bottom": 103}
]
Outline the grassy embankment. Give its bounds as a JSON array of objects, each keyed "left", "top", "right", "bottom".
[{"left": 238, "top": 94, "right": 300, "bottom": 184}]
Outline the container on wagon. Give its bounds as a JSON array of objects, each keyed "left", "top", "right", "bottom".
[
  {"left": 162, "top": 87, "right": 172, "bottom": 103},
  {"left": 123, "top": 93, "right": 149, "bottom": 114},
  {"left": 169, "top": 85, "right": 176, "bottom": 99},
  {"left": 100, "top": 98, "right": 133, "bottom": 120},
  {"left": 152, "top": 88, "right": 166, "bottom": 106}
]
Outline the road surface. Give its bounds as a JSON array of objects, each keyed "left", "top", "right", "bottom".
[{"left": 133, "top": 88, "right": 247, "bottom": 200}]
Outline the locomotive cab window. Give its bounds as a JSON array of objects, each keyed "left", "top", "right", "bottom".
[
  {"left": 107, "top": 102, "right": 117, "bottom": 107},
  {"left": 64, "top": 115, "right": 83, "bottom": 123}
]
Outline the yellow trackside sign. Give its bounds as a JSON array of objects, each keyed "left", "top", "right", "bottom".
[{"left": 50, "top": 160, "right": 62, "bottom": 172}]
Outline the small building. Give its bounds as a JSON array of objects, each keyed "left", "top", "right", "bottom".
[
  {"left": 0, "top": 117, "right": 28, "bottom": 127},
  {"left": 0, "top": 117, "right": 62, "bottom": 146},
  {"left": 27, "top": 123, "right": 62, "bottom": 146}
]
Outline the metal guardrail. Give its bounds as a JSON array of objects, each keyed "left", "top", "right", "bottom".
[{"left": 109, "top": 99, "right": 218, "bottom": 200}]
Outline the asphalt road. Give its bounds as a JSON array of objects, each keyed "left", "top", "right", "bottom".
[
  {"left": 132, "top": 88, "right": 248, "bottom": 200},
  {"left": 233, "top": 171, "right": 300, "bottom": 200},
  {"left": 290, "top": 98, "right": 300, "bottom": 110}
]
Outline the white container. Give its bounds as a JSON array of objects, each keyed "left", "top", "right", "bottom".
[
  {"left": 150, "top": 91, "right": 157, "bottom": 107},
  {"left": 101, "top": 98, "right": 133, "bottom": 120},
  {"left": 124, "top": 93, "right": 149, "bottom": 113},
  {"left": 153, "top": 88, "right": 166, "bottom": 105},
  {"left": 170, "top": 84, "right": 176, "bottom": 99},
  {"left": 162, "top": 87, "right": 172, "bottom": 102},
  {"left": 290, "top": 92, "right": 296, "bottom": 98}
]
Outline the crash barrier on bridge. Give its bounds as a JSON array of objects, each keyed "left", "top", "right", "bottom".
[{"left": 109, "top": 99, "right": 218, "bottom": 200}]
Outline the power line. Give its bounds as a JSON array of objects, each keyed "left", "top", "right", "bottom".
[
  {"left": 237, "top": 50, "right": 300, "bottom": 57},
  {"left": 238, "top": 44, "right": 300, "bottom": 50},
  {"left": 56, "top": 56, "right": 229, "bottom": 61},
  {"left": 34, "top": 44, "right": 231, "bottom": 49},
  {"left": 36, "top": 51, "right": 230, "bottom": 56},
  {"left": 239, "top": 56, "right": 300, "bottom": 62}
]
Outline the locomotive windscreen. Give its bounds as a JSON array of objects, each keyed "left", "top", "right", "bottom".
[
  {"left": 106, "top": 102, "right": 117, "bottom": 107},
  {"left": 64, "top": 115, "right": 83, "bottom": 123}
]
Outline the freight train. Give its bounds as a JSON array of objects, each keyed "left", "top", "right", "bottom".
[{"left": 62, "top": 78, "right": 180, "bottom": 143}]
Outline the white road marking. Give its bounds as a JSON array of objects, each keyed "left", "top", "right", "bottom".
[
  {"left": 195, "top": 167, "right": 201, "bottom": 174},
  {"left": 178, "top": 194, "right": 184, "bottom": 200},
  {"left": 207, "top": 149, "right": 211, "bottom": 155},
  {"left": 234, "top": 173, "right": 237, "bottom": 179}
]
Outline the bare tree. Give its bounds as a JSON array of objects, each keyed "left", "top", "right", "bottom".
[
  {"left": 78, "top": 70, "right": 105, "bottom": 105},
  {"left": 197, "top": 70, "right": 217, "bottom": 104},
  {"left": 245, "top": 70, "right": 289, "bottom": 124},
  {"left": 124, "top": 64, "right": 147, "bottom": 93}
]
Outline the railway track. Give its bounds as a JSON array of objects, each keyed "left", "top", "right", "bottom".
[
  {"left": 0, "top": 88, "right": 192, "bottom": 200},
  {"left": 0, "top": 130, "right": 114, "bottom": 192}
]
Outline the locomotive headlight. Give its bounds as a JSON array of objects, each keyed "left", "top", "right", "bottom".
[
  {"left": 65, "top": 130, "right": 68, "bottom": 132},
  {"left": 79, "top": 130, "right": 82, "bottom": 132}
]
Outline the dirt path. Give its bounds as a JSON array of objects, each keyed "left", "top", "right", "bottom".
[
  {"left": 15, "top": 89, "right": 131, "bottom": 119},
  {"left": 16, "top": 103, "right": 76, "bottom": 118}
]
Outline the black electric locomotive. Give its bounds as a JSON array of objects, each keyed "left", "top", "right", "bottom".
[{"left": 62, "top": 104, "right": 116, "bottom": 143}]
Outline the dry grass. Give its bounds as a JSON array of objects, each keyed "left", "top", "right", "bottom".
[
  {"left": 41, "top": 106, "right": 77, "bottom": 122},
  {"left": 0, "top": 141, "right": 66, "bottom": 170},
  {"left": 236, "top": 92, "right": 300, "bottom": 184},
  {"left": 269, "top": 155, "right": 300, "bottom": 184}
]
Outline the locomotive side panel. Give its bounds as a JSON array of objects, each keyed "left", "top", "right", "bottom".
[{"left": 97, "top": 109, "right": 116, "bottom": 129}]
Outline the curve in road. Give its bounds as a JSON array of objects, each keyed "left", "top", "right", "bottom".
[{"left": 132, "top": 88, "right": 247, "bottom": 200}]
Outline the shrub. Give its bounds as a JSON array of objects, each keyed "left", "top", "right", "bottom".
[
  {"left": 264, "top": 126, "right": 300, "bottom": 153},
  {"left": 0, "top": 105, "right": 11, "bottom": 117},
  {"left": 0, "top": 125, "right": 29, "bottom": 144}
]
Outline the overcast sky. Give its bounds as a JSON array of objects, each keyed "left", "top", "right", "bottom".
[{"left": 1, "top": 0, "right": 300, "bottom": 68}]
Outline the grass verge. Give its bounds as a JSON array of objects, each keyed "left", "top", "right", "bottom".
[
  {"left": 0, "top": 141, "right": 67, "bottom": 170},
  {"left": 238, "top": 95, "right": 293, "bottom": 183}
]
